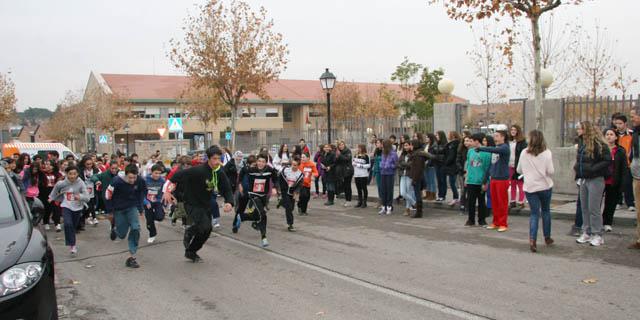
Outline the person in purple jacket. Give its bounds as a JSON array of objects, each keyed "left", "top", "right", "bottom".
[
  {"left": 313, "top": 146, "right": 326, "bottom": 198},
  {"left": 379, "top": 139, "right": 398, "bottom": 215}
]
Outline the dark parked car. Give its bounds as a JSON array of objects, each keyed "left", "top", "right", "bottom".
[{"left": 0, "top": 167, "right": 58, "bottom": 319}]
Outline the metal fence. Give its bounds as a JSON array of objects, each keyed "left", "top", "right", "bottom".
[
  {"left": 232, "top": 116, "right": 433, "bottom": 154},
  {"left": 561, "top": 95, "right": 640, "bottom": 146}
]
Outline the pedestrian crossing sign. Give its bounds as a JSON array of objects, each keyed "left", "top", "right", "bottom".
[
  {"left": 98, "top": 135, "right": 108, "bottom": 144},
  {"left": 168, "top": 117, "right": 183, "bottom": 132}
]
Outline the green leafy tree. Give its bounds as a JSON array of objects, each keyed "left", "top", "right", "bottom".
[
  {"left": 391, "top": 57, "right": 423, "bottom": 117},
  {"left": 411, "top": 68, "right": 444, "bottom": 119}
]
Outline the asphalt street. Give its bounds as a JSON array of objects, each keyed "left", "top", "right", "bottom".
[{"left": 50, "top": 199, "right": 640, "bottom": 320}]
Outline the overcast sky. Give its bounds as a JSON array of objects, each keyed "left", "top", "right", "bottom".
[{"left": 1, "top": 0, "right": 638, "bottom": 111}]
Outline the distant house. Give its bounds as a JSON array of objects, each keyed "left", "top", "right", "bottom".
[{"left": 16, "top": 124, "right": 50, "bottom": 143}]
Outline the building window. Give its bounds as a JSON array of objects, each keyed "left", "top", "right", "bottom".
[
  {"left": 265, "top": 108, "right": 278, "bottom": 118},
  {"left": 283, "top": 106, "right": 293, "bottom": 122}
]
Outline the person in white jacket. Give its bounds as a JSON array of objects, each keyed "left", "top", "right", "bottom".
[
  {"left": 517, "top": 130, "right": 555, "bottom": 253},
  {"left": 352, "top": 144, "right": 371, "bottom": 208},
  {"left": 272, "top": 144, "right": 291, "bottom": 172}
]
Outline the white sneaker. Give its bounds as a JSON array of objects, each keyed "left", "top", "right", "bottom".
[
  {"left": 604, "top": 225, "right": 613, "bottom": 232},
  {"left": 343, "top": 201, "right": 351, "bottom": 207},
  {"left": 590, "top": 235, "right": 604, "bottom": 246},
  {"left": 629, "top": 206, "right": 636, "bottom": 212},
  {"left": 55, "top": 224, "right": 62, "bottom": 232},
  {"left": 93, "top": 218, "right": 99, "bottom": 225},
  {"left": 212, "top": 218, "right": 220, "bottom": 229},
  {"left": 616, "top": 204, "right": 623, "bottom": 210},
  {"left": 44, "top": 224, "right": 50, "bottom": 231},
  {"left": 576, "top": 233, "right": 591, "bottom": 244},
  {"left": 86, "top": 218, "right": 94, "bottom": 225},
  {"left": 147, "top": 236, "right": 156, "bottom": 244},
  {"left": 261, "top": 238, "right": 269, "bottom": 247},
  {"left": 378, "top": 207, "right": 386, "bottom": 215},
  {"left": 448, "top": 199, "right": 459, "bottom": 206},
  {"left": 385, "top": 206, "right": 393, "bottom": 215},
  {"left": 70, "top": 246, "right": 78, "bottom": 256}
]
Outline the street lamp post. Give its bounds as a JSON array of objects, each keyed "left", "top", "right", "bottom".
[
  {"left": 123, "top": 123, "right": 130, "bottom": 156},
  {"left": 540, "top": 68, "right": 554, "bottom": 98},
  {"left": 319, "top": 68, "right": 336, "bottom": 144}
]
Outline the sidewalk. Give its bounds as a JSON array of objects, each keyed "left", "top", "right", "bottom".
[{"left": 339, "top": 182, "right": 638, "bottom": 227}]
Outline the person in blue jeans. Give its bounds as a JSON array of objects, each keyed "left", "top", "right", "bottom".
[
  {"left": 106, "top": 164, "right": 147, "bottom": 268},
  {"left": 516, "top": 130, "right": 555, "bottom": 252},
  {"left": 379, "top": 139, "right": 398, "bottom": 215}
]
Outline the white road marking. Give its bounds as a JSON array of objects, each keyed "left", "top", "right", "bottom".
[
  {"left": 217, "top": 232, "right": 491, "bottom": 320},
  {"left": 393, "top": 222, "right": 436, "bottom": 230}
]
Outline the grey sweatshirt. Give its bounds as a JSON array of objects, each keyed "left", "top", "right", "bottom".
[{"left": 49, "top": 178, "right": 90, "bottom": 211}]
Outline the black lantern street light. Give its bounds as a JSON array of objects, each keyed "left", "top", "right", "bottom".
[
  {"left": 319, "top": 68, "right": 336, "bottom": 144},
  {"left": 123, "top": 123, "right": 130, "bottom": 156}
]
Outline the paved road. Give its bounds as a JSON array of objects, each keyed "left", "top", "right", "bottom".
[{"left": 51, "top": 199, "right": 640, "bottom": 320}]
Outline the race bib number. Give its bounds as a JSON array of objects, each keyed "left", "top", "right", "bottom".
[
  {"left": 65, "top": 192, "right": 75, "bottom": 201},
  {"left": 85, "top": 181, "right": 94, "bottom": 197},
  {"left": 105, "top": 185, "right": 114, "bottom": 200},
  {"left": 253, "top": 178, "right": 266, "bottom": 193},
  {"left": 287, "top": 178, "right": 295, "bottom": 187},
  {"left": 147, "top": 189, "right": 158, "bottom": 202},
  {"left": 303, "top": 167, "right": 312, "bottom": 179}
]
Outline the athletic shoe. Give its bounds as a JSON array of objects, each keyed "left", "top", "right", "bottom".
[
  {"left": 464, "top": 220, "right": 475, "bottom": 227},
  {"left": 212, "top": 218, "right": 220, "bottom": 229},
  {"left": 110, "top": 226, "right": 117, "bottom": 241},
  {"left": 485, "top": 224, "right": 498, "bottom": 230},
  {"left": 576, "top": 233, "right": 591, "bottom": 244},
  {"left": 261, "top": 238, "right": 269, "bottom": 247},
  {"left": 343, "top": 201, "right": 351, "bottom": 207},
  {"left": 478, "top": 220, "right": 487, "bottom": 227},
  {"left": 55, "top": 224, "right": 62, "bottom": 232},
  {"left": 616, "top": 204, "right": 623, "bottom": 210},
  {"left": 93, "top": 218, "right": 99, "bottom": 225},
  {"left": 435, "top": 198, "right": 444, "bottom": 202},
  {"left": 44, "top": 224, "right": 50, "bottom": 231},
  {"left": 147, "top": 236, "right": 156, "bottom": 244},
  {"left": 589, "top": 235, "right": 604, "bottom": 246},
  {"left": 233, "top": 215, "right": 242, "bottom": 231},
  {"left": 603, "top": 225, "right": 613, "bottom": 232},
  {"left": 70, "top": 246, "right": 78, "bottom": 256},
  {"left": 86, "top": 218, "right": 94, "bottom": 226},
  {"left": 125, "top": 257, "right": 140, "bottom": 268},
  {"left": 287, "top": 225, "right": 296, "bottom": 232},
  {"left": 497, "top": 226, "right": 508, "bottom": 232},
  {"left": 448, "top": 199, "right": 459, "bottom": 206},
  {"left": 629, "top": 206, "right": 636, "bottom": 212},
  {"left": 385, "top": 206, "right": 393, "bottom": 215},
  {"left": 185, "top": 251, "right": 202, "bottom": 263},
  {"left": 378, "top": 207, "right": 386, "bottom": 215}
]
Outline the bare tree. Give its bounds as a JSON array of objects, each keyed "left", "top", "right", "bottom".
[
  {"left": 43, "top": 91, "right": 86, "bottom": 146},
  {"left": 169, "top": 0, "right": 288, "bottom": 150},
  {"left": 576, "top": 23, "right": 616, "bottom": 98},
  {"left": 428, "top": 0, "right": 584, "bottom": 129},
  {"left": 611, "top": 62, "right": 638, "bottom": 98},
  {"left": 512, "top": 13, "right": 581, "bottom": 98},
  {"left": 466, "top": 22, "right": 508, "bottom": 125}
]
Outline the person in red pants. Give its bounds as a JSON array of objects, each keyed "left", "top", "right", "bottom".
[{"left": 477, "top": 130, "right": 511, "bottom": 232}]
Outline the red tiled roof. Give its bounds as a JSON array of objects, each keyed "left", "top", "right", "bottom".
[{"left": 99, "top": 73, "right": 467, "bottom": 103}]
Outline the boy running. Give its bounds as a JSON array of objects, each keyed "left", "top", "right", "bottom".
[
  {"left": 298, "top": 153, "right": 319, "bottom": 215},
  {"left": 105, "top": 164, "right": 147, "bottom": 268},
  {"left": 91, "top": 161, "right": 121, "bottom": 240},
  {"left": 279, "top": 156, "right": 304, "bottom": 231},
  {"left": 144, "top": 164, "right": 166, "bottom": 243},
  {"left": 162, "top": 146, "right": 234, "bottom": 263},
  {"left": 233, "top": 153, "right": 278, "bottom": 247}
]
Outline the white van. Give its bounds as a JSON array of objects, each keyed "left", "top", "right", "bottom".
[{"left": 2, "top": 142, "right": 78, "bottom": 160}]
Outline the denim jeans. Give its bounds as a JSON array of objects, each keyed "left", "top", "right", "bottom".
[
  {"left": 400, "top": 176, "right": 416, "bottom": 208},
  {"left": 62, "top": 208, "right": 82, "bottom": 246},
  {"left": 380, "top": 174, "right": 395, "bottom": 207},
  {"left": 210, "top": 193, "right": 220, "bottom": 220},
  {"left": 114, "top": 207, "right": 141, "bottom": 255},
  {"left": 447, "top": 174, "right": 459, "bottom": 200},
  {"left": 526, "top": 188, "right": 553, "bottom": 240},
  {"left": 423, "top": 167, "right": 436, "bottom": 193}
]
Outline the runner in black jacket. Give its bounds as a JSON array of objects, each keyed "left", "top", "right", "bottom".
[{"left": 162, "top": 146, "right": 234, "bottom": 263}]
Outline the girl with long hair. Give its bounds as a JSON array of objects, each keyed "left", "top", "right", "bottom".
[
  {"left": 372, "top": 139, "right": 384, "bottom": 207},
  {"left": 397, "top": 141, "right": 415, "bottom": 216},
  {"left": 602, "top": 128, "right": 627, "bottom": 233},
  {"left": 432, "top": 131, "right": 448, "bottom": 202},
  {"left": 352, "top": 144, "right": 371, "bottom": 208},
  {"left": 273, "top": 144, "right": 290, "bottom": 172},
  {"left": 321, "top": 144, "right": 337, "bottom": 206},
  {"left": 444, "top": 131, "right": 461, "bottom": 206},
  {"left": 423, "top": 133, "right": 438, "bottom": 200},
  {"left": 574, "top": 121, "right": 610, "bottom": 247},
  {"left": 335, "top": 140, "right": 354, "bottom": 207},
  {"left": 379, "top": 139, "right": 398, "bottom": 215},
  {"left": 509, "top": 125, "right": 528, "bottom": 209},
  {"left": 517, "top": 130, "right": 555, "bottom": 252}
]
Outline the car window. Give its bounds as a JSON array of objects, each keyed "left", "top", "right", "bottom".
[{"left": 0, "top": 179, "right": 18, "bottom": 223}]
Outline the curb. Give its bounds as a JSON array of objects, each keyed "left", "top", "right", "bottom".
[{"left": 359, "top": 196, "right": 638, "bottom": 227}]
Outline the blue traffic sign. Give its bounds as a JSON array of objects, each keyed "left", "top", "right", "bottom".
[{"left": 168, "top": 117, "right": 183, "bottom": 132}]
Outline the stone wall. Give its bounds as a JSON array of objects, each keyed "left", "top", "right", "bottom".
[{"left": 550, "top": 147, "right": 578, "bottom": 196}]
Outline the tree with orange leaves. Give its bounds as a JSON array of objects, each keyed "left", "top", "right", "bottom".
[{"left": 169, "top": 0, "right": 288, "bottom": 150}]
